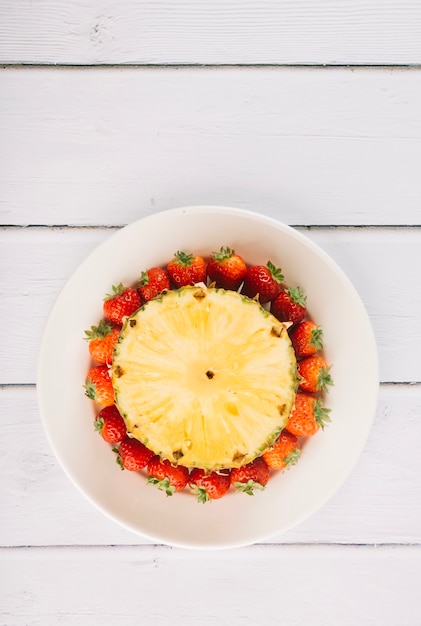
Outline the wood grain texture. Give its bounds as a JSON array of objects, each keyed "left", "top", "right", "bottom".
[
  {"left": 1, "top": 226, "right": 419, "bottom": 385},
  {"left": 1, "top": 383, "right": 420, "bottom": 547},
  {"left": 1, "top": 67, "right": 421, "bottom": 226},
  {"left": 2, "top": 544, "right": 421, "bottom": 625},
  {"left": 1, "top": 1, "right": 421, "bottom": 65}
]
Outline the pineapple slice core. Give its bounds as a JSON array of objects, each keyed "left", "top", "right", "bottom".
[{"left": 112, "top": 285, "right": 297, "bottom": 470}]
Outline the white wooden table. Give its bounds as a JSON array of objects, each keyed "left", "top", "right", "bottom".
[{"left": 1, "top": 2, "right": 421, "bottom": 624}]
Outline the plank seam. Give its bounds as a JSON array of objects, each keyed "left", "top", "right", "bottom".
[
  {"left": 2, "top": 225, "right": 421, "bottom": 231},
  {"left": 1, "top": 542, "right": 420, "bottom": 550},
  {"left": 2, "top": 63, "right": 421, "bottom": 70}
]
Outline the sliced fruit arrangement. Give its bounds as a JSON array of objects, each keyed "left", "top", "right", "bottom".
[{"left": 83, "top": 246, "right": 333, "bottom": 501}]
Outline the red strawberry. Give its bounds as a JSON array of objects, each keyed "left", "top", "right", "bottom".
[
  {"left": 84, "top": 365, "right": 114, "bottom": 406},
  {"left": 167, "top": 251, "right": 207, "bottom": 287},
  {"left": 115, "top": 435, "right": 154, "bottom": 471},
  {"left": 103, "top": 283, "right": 141, "bottom": 326},
  {"left": 298, "top": 355, "right": 334, "bottom": 393},
  {"left": 263, "top": 430, "right": 301, "bottom": 470},
  {"left": 189, "top": 468, "right": 231, "bottom": 502},
  {"left": 94, "top": 405, "right": 127, "bottom": 443},
  {"left": 147, "top": 456, "right": 190, "bottom": 495},
  {"left": 286, "top": 393, "right": 332, "bottom": 438},
  {"left": 270, "top": 287, "right": 307, "bottom": 326},
  {"left": 241, "top": 261, "right": 284, "bottom": 304},
  {"left": 290, "top": 320, "right": 324, "bottom": 359},
  {"left": 207, "top": 247, "right": 247, "bottom": 291},
  {"left": 84, "top": 320, "right": 120, "bottom": 364},
  {"left": 230, "top": 457, "right": 270, "bottom": 495},
  {"left": 137, "top": 267, "right": 170, "bottom": 302}
]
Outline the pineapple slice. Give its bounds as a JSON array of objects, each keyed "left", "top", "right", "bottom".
[{"left": 112, "top": 285, "right": 297, "bottom": 470}]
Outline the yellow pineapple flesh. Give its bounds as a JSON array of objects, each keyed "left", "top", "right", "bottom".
[{"left": 111, "top": 285, "right": 297, "bottom": 470}]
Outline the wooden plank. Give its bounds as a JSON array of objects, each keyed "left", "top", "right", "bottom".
[
  {"left": 2, "top": 544, "right": 421, "bottom": 625},
  {"left": 1, "top": 1, "right": 421, "bottom": 65},
  {"left": 1, "top": 67, "right": 421, "bottom": 226},
  {"left": 1, "top": 384, "right": 420, "bottom": 547},
  {"left": 1, "top": 226, "right": 419, "bottom": 385}
]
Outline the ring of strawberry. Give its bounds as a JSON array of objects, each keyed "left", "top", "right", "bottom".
[
  {"left": 167, "top": 251, "right": 207, "bottom": 287},
  {"left": 147, "top": 456, "right": 190, "bottom": 496},
  {"left": 84, "top": 320, "right": 120, "bottom": 365},
  {"left": 137, "top": 267, "right": 170, "bottom": 302},
  {"left": 84, "top": 365, "right": 115, "bottom": 407},
  {"left": 189, "top": 469, "right": 231, "bottom": 502},
  {"left": 114, "top": 435, "right": 155, "bottom": 471},
  {"left": 207, "top": 247, "right": 247, "bottom": 291},
  {"left": 230, "top": 457, "right": 270, "bottom": 495},
  {"left": 84, "top": 245, "right": 334, "bottom": 500},
  {"left": 298, "top": 355, "right": 334, "bottom": 394},
  {"left": 103, "top": 283, "right": 142, "bottom": 327},
  {"left": 241, "top": 261, "right": 284, "bottom": 304},
  {"left": 290, "top": 320, "right": 324, "bottom": 359},
  {"left": 270, "top": 286, "right": 307, "bottom": 326},
  {"left": 286, "top": 393, "right": 332, "bottom": 438},
  {"left": 94, "top": 405, "right": 127, "bottom": 443},
  {"left": 263, "top": 430, "right": 301, "bottom": 470}
]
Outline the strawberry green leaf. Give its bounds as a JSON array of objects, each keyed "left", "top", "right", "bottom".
[
  {"left": 233, "top": 479, "right": 266, "bottom": 496},
  {"left": 317, "top": 366, "right": 334, "bottom": 393},
  {"left": 283, "top": 448, "right": 301, "bottom": 469},
  {"left": 211, "top": 246, "right": 234, "bottom": 261},
  {"left": 190, "top": 484, "right": 211, "bottom": 503},
  {"left": 314, "top": 399, "right": 332, "bottom": 429},
  {"left": 285, "top": 286, "right": 307, "bottom": 307},
  {"left": 138, "top": 271, "right": 150, "bottom": 286},
  {"left": 84, "top": 379, "right": 96, "bottom": 400},
  {"left": 94, "top": 417, "right": 105, "bottom": 432},
  {"left": 266, "top": 261, "right": 285, "bottom": 284},
  {"left": 147, "top": 476, "right": 176, "bottom": 496},
  {"left": 84, "top": 319, "right": 113, "bottom": 341},
  {"left": 174, "top": 251, "right": 195, "bottom": 267},
  {"left": 310, "top": 326, "right": 324, "bottom": 351},
  {"left": 112, "top": 447, "right": 124, "bottom": 470},
  {"left": 104, "top": 283, "right": 125, "bottom": 301}
]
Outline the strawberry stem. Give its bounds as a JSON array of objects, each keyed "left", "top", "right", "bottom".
[
  {"left": 267, "top": 261, "right": 285, "bottom": 284},
  {"left": 211, "top": 246, "right": 234, "bottom": 261},
  {"left": 173, "top": 251, "right": 195, "bottom": 267},
  {"left": 286, "top": 286, "right": 307, "bottom": 307}
]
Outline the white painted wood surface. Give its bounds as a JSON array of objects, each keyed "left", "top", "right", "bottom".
[
  {"left": 1, "top": 0, "right": 421, "bottom": 623},
  {"left": 3, "top": 545, "right": 421, "bottom": 626},
  {"left": 2, "top": 67, "right": 421, "bottom": 226},
  {"left": 1, "top": 1, "right": 421, "bottom": 65}
]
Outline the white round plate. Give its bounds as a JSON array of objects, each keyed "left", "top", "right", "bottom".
[{"left": 37, "top": 206, "right": 379, "bottom": 549}]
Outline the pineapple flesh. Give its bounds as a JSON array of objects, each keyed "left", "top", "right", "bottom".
[{"left": 112, "top": 285, "right": 297, "bottom": 470}]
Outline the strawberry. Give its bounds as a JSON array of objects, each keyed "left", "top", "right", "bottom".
[
  {"left": 137, "top": 267, "right": 170, "bottom": 302},
  {"left": 263, "top": 430, "right": 301, "bottom": 470},
  {"left": 103, "top": 283, "right": 141, "bottom": 326},
  {"left": 270, "top": 286, "right": 307, "bottom": 326},
  {"left": 84, "top": 365, "right": 114, "bottom": 406},
  {"left": 230, "top": 457, "right": 270, "bottom": 495},
  {"left": 207, "top": 246, "right": 247, "bottom": 291},
  {"left": 290, "top": 320, "right": 324, "bottom": 359},
  {"left": 94, "top": 405, "right": 127, "bottom": 443},
  {"left": 298, "top": 355, "right": 334, "bottom": 393},
  {"left": 147, "top": 456, "right": 190, "bottom": 495},
  {"left": 115, "top": 435, "right": 154, "bottom": 471},
  {"left": 84, "top": 320, "right": 120, "bottom": 364},
  {"left": 241, "top": 261, "right": 284, "bottom": 304},
  {"left": 189, "top": 468, "right": 231, "bottom": 502},
  {"left": 286, "top": 393, "right": 332, "bottom": 438},
  {"left": 167, "top": 251, "right": 207, "bottom": 288}
]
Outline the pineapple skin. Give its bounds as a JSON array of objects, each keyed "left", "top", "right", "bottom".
[{"left": 112, "top": 285, "right": 297, "bottom": 470}]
